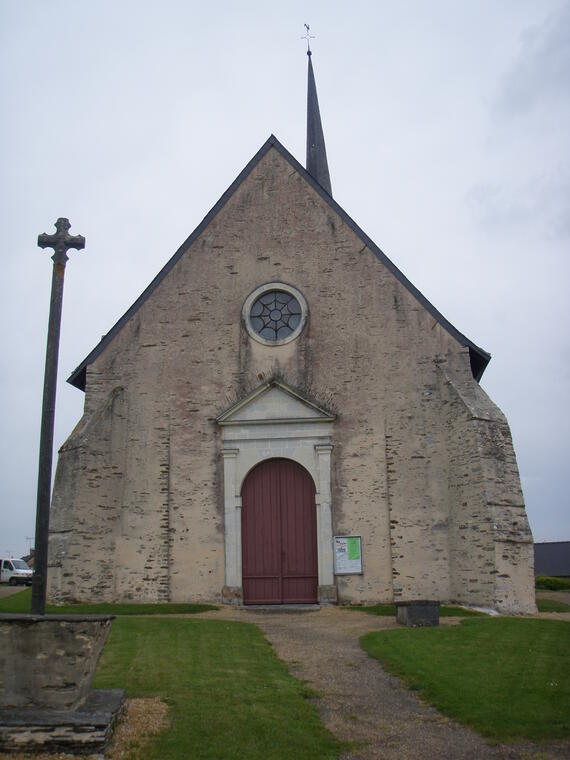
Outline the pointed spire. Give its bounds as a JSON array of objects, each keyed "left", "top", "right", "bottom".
[{"left": 306, "top": 48, "right": 332, "bottom": 196}]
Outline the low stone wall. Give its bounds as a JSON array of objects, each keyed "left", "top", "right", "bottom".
[
  {"left": 0, "top": 689, "right": 125, "bottom": 755},
  {"left": 0, "top": 614, "right": 114, "bottom": 711}
]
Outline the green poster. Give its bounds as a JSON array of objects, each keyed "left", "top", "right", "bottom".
[{"left": 347, "top": 536, "right": 361, "bottom": 561}]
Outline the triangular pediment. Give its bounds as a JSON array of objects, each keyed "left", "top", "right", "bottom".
[{"left": 216, "top": 379, "right": 335, "bottom": 426}]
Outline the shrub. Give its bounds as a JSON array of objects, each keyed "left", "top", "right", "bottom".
[{"left": 535, "top": 575, "right": 570, "bottom": 591}]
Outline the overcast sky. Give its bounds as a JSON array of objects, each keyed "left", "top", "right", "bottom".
[{"left": 1, "top": 1, "right": 568, "bottom": 558}]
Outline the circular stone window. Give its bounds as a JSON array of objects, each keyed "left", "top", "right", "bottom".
[{"left": 242, "top": 282, "right": 308, "bottom": 346}]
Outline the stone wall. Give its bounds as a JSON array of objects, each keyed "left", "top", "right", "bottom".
[
  {"left": 0, "top": 614, "right": 113, "bottom": 710},
  {"left": 442, "top": 351, "right": 535, "bottom": 612},
  {"left": 49, "top": 388, "right": 128, "bottom": 602},
  {"left": 47, "top": 145, "right": 535, "bottom": 611}
]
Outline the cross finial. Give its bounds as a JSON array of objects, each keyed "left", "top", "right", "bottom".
[
  {"left": 301, "top": 23, "right": 315, "bottom": 56},
  {"left": 38, "top": 217, "right": 85, "bottom": 265}
]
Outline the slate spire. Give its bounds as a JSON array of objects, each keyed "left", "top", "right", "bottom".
[{"left": 306, "top": 49, "right": 332, "bottom": 196}]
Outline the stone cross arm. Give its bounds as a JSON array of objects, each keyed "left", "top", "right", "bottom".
[{"left": 38, "top": 217, "right": 85, "bottom": 264}]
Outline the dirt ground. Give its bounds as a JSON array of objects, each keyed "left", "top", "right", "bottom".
[
  {"left": 0, "top": 585, "right": 28, "bottom": 599},
  {"left": 536, "top": 589, "right": 570, "bottom": 604}
]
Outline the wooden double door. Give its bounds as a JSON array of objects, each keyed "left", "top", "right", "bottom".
[{"left": 241, "top": 458, "right": 318, "bottom": 605}]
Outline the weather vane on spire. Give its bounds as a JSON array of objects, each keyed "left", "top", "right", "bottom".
[{"left": 301, "top": 23, "right": 315, "bottom": 55}]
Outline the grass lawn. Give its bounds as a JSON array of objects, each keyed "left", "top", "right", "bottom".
[
  {"left": 361, "top": 618, "right": 570, "bottom": 742},
  {"left": 94, "top": 616, "right": 342, "bottom": 759},
  {"left": 346, "top": 603, "right": 484, "bottom": 618},
  {"left": 0, "top": 589, "right": 342, "bottom": 759},
  {"left": 0, "top": 587, "right": 217, "bottom": 616},
  {"left": 536, "top": 597, "right": 570, "bottom": 613}
]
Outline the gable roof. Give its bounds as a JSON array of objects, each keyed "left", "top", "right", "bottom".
[{"left": 68, "top": 134, "right": 491, "bottom": 391}]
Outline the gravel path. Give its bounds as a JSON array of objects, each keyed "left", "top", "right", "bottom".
[
  {"left": 536, "top": 590, "right": 570, "bottom": 605},
  {"left": 198, "top": 606, "right": 569, "bottom": 760},
  {"left": 0, "top": 586, "right": 26, "bottom": 599}
]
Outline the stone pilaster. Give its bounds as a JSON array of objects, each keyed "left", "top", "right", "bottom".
[
  {"left": 221, "top": 448, "right": 242, "bottom": 603},
  {"left": 315, "top": 443, "right": 336, "bottom": 601}
]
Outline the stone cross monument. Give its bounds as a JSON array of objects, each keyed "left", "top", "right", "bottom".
[
  {"left": 0, "top": 219, "right": 122, "bottom": 753},
  {"left": 32, "top": 218, "right": 85, "bottom": 615}
]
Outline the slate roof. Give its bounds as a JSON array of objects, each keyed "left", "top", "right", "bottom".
[
  {"left": 534, "top": 541, "right": 570, "bottom": 577},
  {"left": 68, "top": 135, "right": 491, "bottom": 391}
]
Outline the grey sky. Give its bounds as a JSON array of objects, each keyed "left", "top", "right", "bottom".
[{"left": 1, "top": 1, "right": 568, "bottom": 557}]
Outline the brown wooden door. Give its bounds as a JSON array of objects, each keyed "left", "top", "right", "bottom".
[{"left": 241, "top": 459, "right": 318, "bottom": 605}]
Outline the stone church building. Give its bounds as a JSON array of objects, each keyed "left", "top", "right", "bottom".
[{"left": 48, "top": 53, "right": 535, "bottom": 613}]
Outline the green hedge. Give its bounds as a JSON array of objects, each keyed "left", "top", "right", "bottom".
[{"left": 535, "top": 575, "right": 570, "bottom": 591}]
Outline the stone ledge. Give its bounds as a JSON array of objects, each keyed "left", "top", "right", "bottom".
[
  {"left": 0, "top": 613, "right": 115, "bottom": 623},
  {"left": 0, "top": 688, "right": 125, "bottom": 755},
  {"left": 241, "top": 604, "right": 321, "bottom": 613}
]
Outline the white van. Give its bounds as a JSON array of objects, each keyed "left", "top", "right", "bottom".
[{"left": 0, "top": 558, "right": 33, "bottom": 586}]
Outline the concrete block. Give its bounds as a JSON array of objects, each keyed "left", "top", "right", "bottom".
[{"left": 396, "top": 601, "right": 440, "bottom": 627}]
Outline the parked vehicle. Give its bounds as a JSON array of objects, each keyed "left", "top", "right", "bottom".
[{"left": 0, "top": 558, "right": 33, "bottom": 586}]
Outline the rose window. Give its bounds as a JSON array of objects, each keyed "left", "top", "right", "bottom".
[
  {"left": 249, "top": 290, "right": 302, "bottom": 341},
  {"left": 243, "top": 283, "right": 308, "bottom": 345}
]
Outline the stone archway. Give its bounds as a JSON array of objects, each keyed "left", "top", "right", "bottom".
[{"left": 216, "top": 378, "right": 336, "bottom": 605}]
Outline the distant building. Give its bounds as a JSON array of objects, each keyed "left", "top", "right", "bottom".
[
  {"left": 534, "top": 542, "right": 570, "bottom": 578},
  {"left": 22, "top": 549, "right": 34, "bottom": 568}
]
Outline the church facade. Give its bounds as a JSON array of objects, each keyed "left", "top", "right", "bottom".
[{"left": 47, "top": 57, "right": 535, "bottom": 613}]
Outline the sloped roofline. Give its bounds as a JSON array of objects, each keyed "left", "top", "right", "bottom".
[{"left": 68, "top": 134, "right": 490, "bottom": 390}]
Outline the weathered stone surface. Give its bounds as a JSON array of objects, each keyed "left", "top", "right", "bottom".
[
  {"left": 0, "top": 615, "right": 114, "bottom": 710},
  {"left": 396, "top": 601, "right": 440, "bottom": 627},
  {"left": 221, "top": 585, "right": 242, "bottom": 605},
  {"left": 0, "top": 688, "right": 125, "bottom": 754},
  {"left": 47, "top": 145, "right": 535, "bottom": 613},
  {"left": 318, "top": 585, "right": 338, "bottom": 604}
]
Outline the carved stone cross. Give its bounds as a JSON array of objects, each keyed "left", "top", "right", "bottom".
[
  {"left": 32, "top": 218, "right": 85, "bottom": 615},
  {"left": 38, "top": 217, "right": 85, "bottom": 264}
]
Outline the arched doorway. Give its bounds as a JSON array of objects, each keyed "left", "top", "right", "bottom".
[{"left": 241, "top": 458, "right": 318, "bottom": 605}]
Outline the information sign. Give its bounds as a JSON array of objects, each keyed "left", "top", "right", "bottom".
[{"left": 333, "top": 535, "right": 363, "bottom": 575}]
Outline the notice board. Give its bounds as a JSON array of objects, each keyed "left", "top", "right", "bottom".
[{"left": 333, "top": 535, "right": 363, "bottom": 575}]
